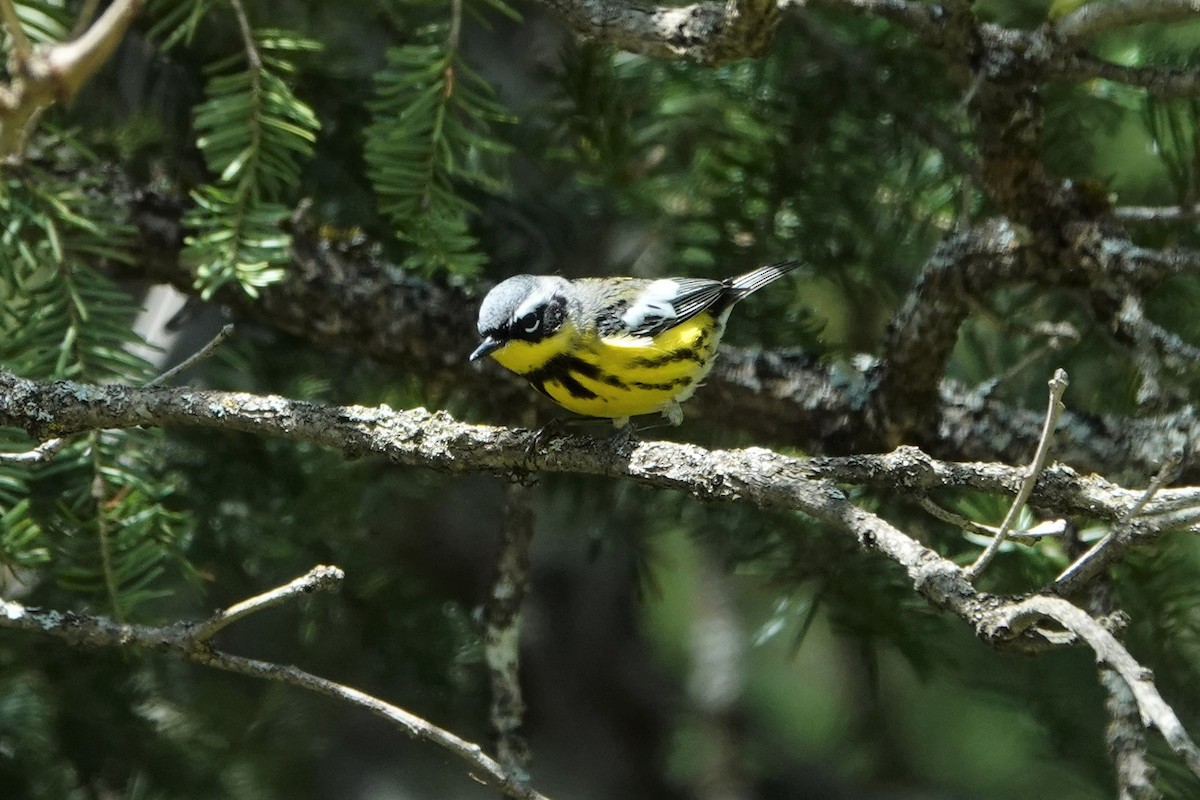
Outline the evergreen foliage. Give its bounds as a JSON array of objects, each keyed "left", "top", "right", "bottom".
[
  {"left": 364, "top": 16, "right": 513, "bottom": 277},
  {"left": 0, "top": 166, "right": 190, "bottom": 619},
  {"left": 184, "top": 31, "right": 321, "bottom": 297}
]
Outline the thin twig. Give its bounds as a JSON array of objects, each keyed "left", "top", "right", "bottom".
[
  {"left": 974, "top": 320, "right": 1079, "bottom": 398},
  {"left": 190, "top": 564, "right": 344, "bottom": 642},
  {"left": 0, "top": 566, "right": 553, "bottom": 800},
  {"left": 1055, "top": 452, "right": 1183, "bottom": 594},
  {"left": 226, "top": 0, "right": 262, "bottom": 71},
  {"left": 965, "top": 369, "right": 1069, "bottom": 580},
  {"left": 0, "top": 324, "right": 235, "bottom": 464},
  {"left": 70, "top": 0, "right": 103, "bottom": 38},
  {"left": 146, "top": 324, "right": 235, "bottom": 387},
  {"left": 918, "top": 496, "right": 1064, "bottom": 546},
  {"left": 0, "top": 437, "right": 68, "bottom": 464}
]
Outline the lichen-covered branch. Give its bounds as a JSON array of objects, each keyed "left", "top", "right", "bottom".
[
  {"left": 4, "top": 372, "right": 1197, "bottom": 538},
  {"left": 2, "top": 371, "right": 1198, "bottom": 782}
]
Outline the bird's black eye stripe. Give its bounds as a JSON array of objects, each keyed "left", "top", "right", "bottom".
[
  {"left": 509, "top": 294, "right": 566, "bottom": 342},
  {"left": 517, "top": 312, "right": 540, "bottom": 333}
]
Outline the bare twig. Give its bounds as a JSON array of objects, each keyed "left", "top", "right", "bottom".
[
  {"left": 485, "top": 481, "right": 536, "bottom": 779},
  {"left": 0, "top": 436, "right": 69, "bottom": 464},
  {"left": 0, "top": 566, "right": 553, "bottom": 800},
  {"left": 965, "top": 369, "right": 1069, "bottom": 580},
  {"left": 190, "top": 563, "right": 344, "bottom": 642},
  {"left": 70, "top": 0, "right": 104, "bottom": 38},
  {"left": 146, "top": 324, "right": 236, "bottom": 387},
  {"left": 974, "top": 321, "right": 1080, "bottom": 398},
  {"left": 226, "top": 0, "right": 262, "bottom": 72},
  {"left": 1055, "top": 452, "right": 1183, "bottom": 594},
  {"left": 918, "top": 496, "right": 1064, "bottom": 547}
]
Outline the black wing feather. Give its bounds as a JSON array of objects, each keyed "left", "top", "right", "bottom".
[{"left": 622, "top": 261, "right": 800, "bottom": 337}]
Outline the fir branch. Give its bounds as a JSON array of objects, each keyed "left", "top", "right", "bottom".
[
  {"left": 364, "top": 13, "right": 512, "bottom": 276},
  {"left": 184, "top": 27, "right": 320, "bottom": 296},
  {"left": 0, "top": 171, "right": 189, "bottom": 614}
]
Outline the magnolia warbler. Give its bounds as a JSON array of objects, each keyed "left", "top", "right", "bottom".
[{"left": 470, "top": 261, "right": 799, "bottom": 426}]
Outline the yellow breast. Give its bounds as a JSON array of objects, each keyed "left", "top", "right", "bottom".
[{"left": 491, "top": 314, "right": 722, "bottom": 420}]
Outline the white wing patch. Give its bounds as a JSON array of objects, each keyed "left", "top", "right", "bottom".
[{"left": 620, "top": 279, "right": 681, "bottom": 333}]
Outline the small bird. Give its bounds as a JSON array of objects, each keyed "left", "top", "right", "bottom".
[{"left": 470, "top": 261, "right": 798, "bottom": 426}]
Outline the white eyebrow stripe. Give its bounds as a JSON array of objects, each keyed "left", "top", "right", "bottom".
[
  {"left": 513, "top": 283, "right": 557, "bottom": 322},
  {"left": 620, "top": 279, "right": 680, "bottom": 331}
]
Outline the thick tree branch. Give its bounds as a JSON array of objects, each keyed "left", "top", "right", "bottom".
[
  {"left": 867, "top": 219, "right": 1042, "bottom": 443},
  {"left": 0, "top": 565, "right": 552, "bottom": 800},
  {"left": 3, "top": 372, "right": 1197, "bottom": 537},
  {"left": 2, "top": 372, "right": 1198, "bottom": 781},
  {"left": 124, "top": 191, "right": 1200, "bottom": 480}
]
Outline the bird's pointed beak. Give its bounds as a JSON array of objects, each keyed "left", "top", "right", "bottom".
[{"left": 470, "top": 337, "right": 502, "bottom": 362}]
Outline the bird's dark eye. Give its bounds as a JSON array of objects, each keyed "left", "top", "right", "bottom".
[{"left": 517, "top": 312, "right": 540, "bottom": 334}]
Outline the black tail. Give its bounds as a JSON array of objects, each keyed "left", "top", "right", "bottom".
[{"left": 726, "top": 260, "right": 801, "bottom": 301}]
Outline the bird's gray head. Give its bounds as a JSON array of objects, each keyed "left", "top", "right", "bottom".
[{"left": 470, "top": 275, "right": 570, "bottom": 361}]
